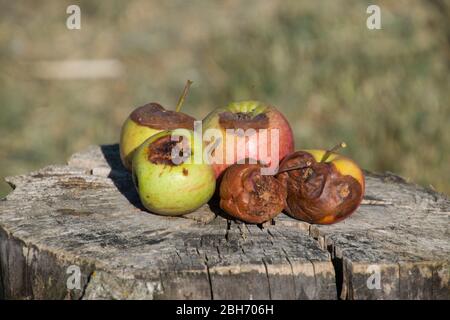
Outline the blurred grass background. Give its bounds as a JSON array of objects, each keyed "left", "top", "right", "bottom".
[{"left": 0, "top": 0, "right": 449, "bottom": 197}]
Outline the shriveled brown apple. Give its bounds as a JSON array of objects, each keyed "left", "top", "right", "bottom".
[
  {"left": 220, "top": 162, "right": 287, "bottom": 224},
  {"left": 277, "top": 143, "right": 365, "bottom": 225}
]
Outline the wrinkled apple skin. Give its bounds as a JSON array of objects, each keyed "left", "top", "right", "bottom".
[
  {"left": 132, "top": 130, "right": 216, "bottom": 216},
  {"left": 220, "top": 163, "right": 286, "bottom": 224},
  {"left": 305, "top": 150, "right": 365, "bottom": 188},
  {"left": 203, "top": 101, "right": 294, "bottom": 178},
  {"left": 120, "top": 118, "right": 161, "bottom": 170},
  {"left": 277, "top": 150, "right": 365, "bottom": 225}
]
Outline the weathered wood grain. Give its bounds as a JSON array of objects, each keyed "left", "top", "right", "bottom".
[
  {"left": 0, "top": 144, "right": 448, "bottom": 299},
  {"left": 277, "top": 172, "right": 450, "bottom": 299},
  {"left": 0, "top": 145, "right": 335, "bottom": 299}
]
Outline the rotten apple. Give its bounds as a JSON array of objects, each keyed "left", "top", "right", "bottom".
[
  {"left": 120, "top": 80, "right": 196, "bottom": 170},
  {"left": 132, "top": 129, "right": 216, "bottom": 216},
  {"left": 202, "top": 101, "right": 294, "bottom": 178},
  {"left": 277, "top": 143, "right": 365, "bottom": 225},
  {"left": 220, "top": 162, "right": 287, "bottom": 224}
]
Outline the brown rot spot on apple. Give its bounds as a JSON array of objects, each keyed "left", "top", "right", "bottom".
[
  {"left": 337, "top": 183, "right": 350, "bottom": 199},
  {"left": 218, "top": 111, "right": 269, "bottom": 130},
  {"left": 220, "top": 162, "right": 286, "bottom": 224},
  {"left": 147, "top": 135, "right": 190, "bottom": 166},
  {"left": 277, "top": 151, "right": 364, "bottom": 225},
  {"left": 182, "top": 168, "right": 189, "bottom": 176},
  {"left": 130, "top": 103, "right": 196, "bottom": 130}
]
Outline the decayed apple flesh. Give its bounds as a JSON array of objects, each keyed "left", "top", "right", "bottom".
[
  {"left": 220, "top": 163, "right": 286, "bottom": 224},
  {"left": 146, "top": 135, "right": 189, "bottom": 165},
  {"left": 130, "top": 102, "right": 195, "bottom": 130},
  {"left": 277, "top": 151, "right": 364, "bottom": 225},
  {"left": 218, "top": 111, "right": 269, "bottom": 130}
]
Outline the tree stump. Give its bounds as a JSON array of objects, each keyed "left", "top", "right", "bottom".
[{"left": 0, "top": 144, "right": 448, "bottom": 300}]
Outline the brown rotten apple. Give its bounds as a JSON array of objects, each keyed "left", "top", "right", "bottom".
[
  {"left": 203, "top": 101, "right": 294, "bottom": 178},
  {"left": 120, "top": 80, "right": 196, "bottom": 170},
  {"left": 277, "top": 143, "right": 365, "bottom": 225},
  {"left": 220, "top": 162, "right": 287, "bottom": 224}
]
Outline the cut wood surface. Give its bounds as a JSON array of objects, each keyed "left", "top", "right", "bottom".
[{"left": 0, "top": 144, "right": 448, "bottom": 299}]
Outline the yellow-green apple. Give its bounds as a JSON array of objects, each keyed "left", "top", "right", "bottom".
[
  {"left": 202, "top": 101, "right": 294, "bottom": 178},
  {"left": 276, "top": 143, "right": 365, "bottom": 225},
  {"left": 132, "top": 129, "right": 216, "bottom": 216},
  {"left": 120, "top": 81, "right": 196, "bottom": 170}
]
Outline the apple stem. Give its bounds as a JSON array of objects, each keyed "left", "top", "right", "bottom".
[
  {"left": 175, "top": 80, "right": 193, "bottom": 113},
  {"left": 321, "top": 142, "right": 347, "bottom": 163},
  {"left": 277, "top": 162, "right": 312, "bottom": 174}
]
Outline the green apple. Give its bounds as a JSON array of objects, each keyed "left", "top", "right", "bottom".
[{"left": 132, "top": 129, "right": 216, "bottom": 216}]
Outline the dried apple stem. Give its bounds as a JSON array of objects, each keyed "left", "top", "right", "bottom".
[
  {"left": 277, "top": 162, "right": 312, "bottom": 174},
  {"left": 175, "top": 80, "right": 193, "bottom": 112},
  {"left": 321, "top": 142, "right": 347, "bottom": 163}
]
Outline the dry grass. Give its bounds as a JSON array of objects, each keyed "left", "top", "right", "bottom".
[{"left": 0, "top": 0, "right": 449, "bottom": 197}]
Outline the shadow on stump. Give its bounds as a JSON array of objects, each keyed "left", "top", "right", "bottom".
[
  {"left": 100, "top": 144, "right": 146, "bottom": 211},
  {"left": 99, "top": 144, "right": 233, "bottom": 223}
]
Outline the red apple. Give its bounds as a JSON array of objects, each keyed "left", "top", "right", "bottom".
[{"left": 202, "top": 101, "right": 294, "bottom": 178}]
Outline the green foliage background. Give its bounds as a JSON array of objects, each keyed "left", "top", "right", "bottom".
[{"left": 0, "top": 0, "right": 449, "bottom": 197}]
